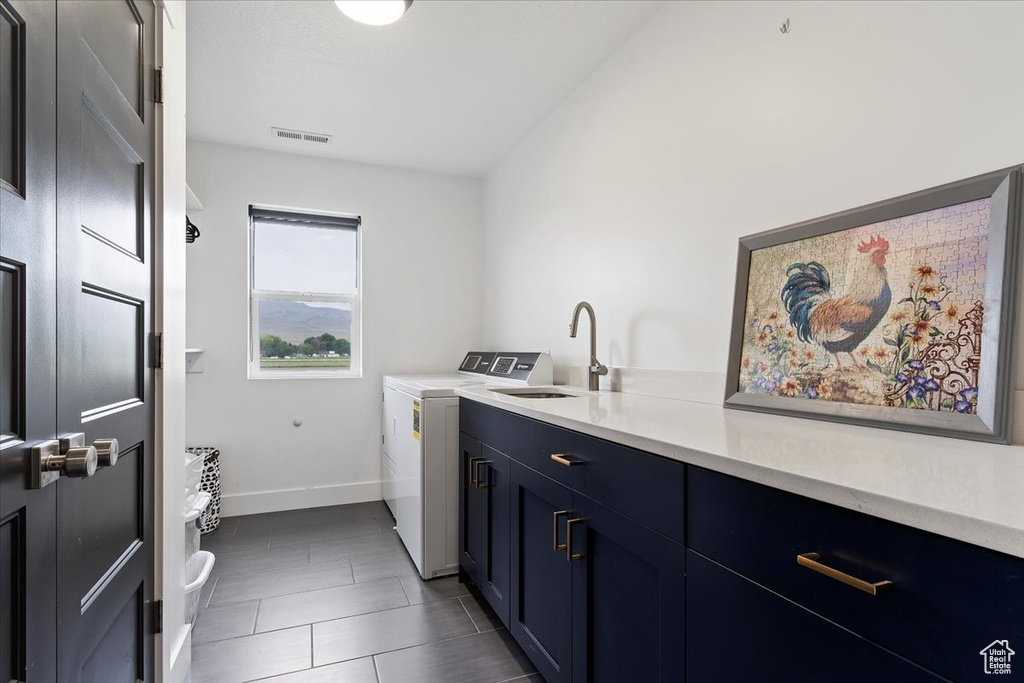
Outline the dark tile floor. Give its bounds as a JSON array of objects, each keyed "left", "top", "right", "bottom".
[{"left": 189, "top": 501, "right": 539, "bottom": 683}]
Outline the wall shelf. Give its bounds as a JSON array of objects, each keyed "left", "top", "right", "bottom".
[
  {"left": 186, "top": 348, "right": 204, "bottom": 374},
  {"left": 186, "top": 184, "right": 204, "bottom": 212}
]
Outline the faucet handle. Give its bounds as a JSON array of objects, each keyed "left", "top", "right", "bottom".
[{"left": 591, "top": 363, "right": 609, "bottom": 376}]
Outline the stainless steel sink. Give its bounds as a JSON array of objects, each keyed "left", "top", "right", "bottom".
[{"left": 489, "top": 388, "right": 581, "bottom": 399}]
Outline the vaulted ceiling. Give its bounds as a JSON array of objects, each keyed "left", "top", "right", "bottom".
[{"left": 186, "top": 0, "right": 665, "bottom": 176}]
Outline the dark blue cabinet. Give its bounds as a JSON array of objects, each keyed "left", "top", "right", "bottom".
[
  {"left": 510, "top": 461, "right": 573, "bottom": 683},
  {"left": 688, "top": 466, "right": 1024, "bottom": 682},
  {"left": 686, "top": 550, "right": 940, "bottom": 682},
  {"left": 459, "top": 433, "right": 483, "bottom": 584},
  {"left": 461, "top": 400, "right": 1021, "bottom": 683},
  {"left": 460, "top": 434, "right": 511, "bottom": 624},
  {"left": 507, "top": 459, "right": 687, "bottom": 683},
  {"left": 478, "top": 445, "right": 510, "bottom": 623},
  {"left": 570, "top": 494, "right": 686, "bottom": 683}
]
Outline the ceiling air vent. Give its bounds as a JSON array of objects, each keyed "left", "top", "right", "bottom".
[{"left": 272, "top": 127, "right": 334, "bottom": 145}]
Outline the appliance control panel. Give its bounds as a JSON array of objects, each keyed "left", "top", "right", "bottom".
[{"left": 458, "top": 351, "right": 552, "bottom": 384}]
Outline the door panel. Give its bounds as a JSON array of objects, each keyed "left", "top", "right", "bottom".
[
  {"left": 0, "top": 264, "right": 18, "bottom": 437},
  {"left": 509, "top": 462, "right": 572, "bottom": 683},
  {"left": 0, "top": 0, "right": 24, "bottom": 195},
  {"left": 80, "top": 98, "right": 144, "bottom": 257},
  {"left": 59, "top": 445, "right": 143, "bottom": 601},
  {"left": 56, "top": 0, "right": 155, "bottom": 680},
  {"left": 80, "top": 587, "right": 143, "bottom": 683},
  {"left": 0, "top": 2, "right": 57, "bottom": 682},
  {"left": 570, "top": 494, "right": 686, "bottom": 683},
  {"left": 459, "top": 433, "right": 482, "bottom": 582},
  {"left": 81, "top": 287, "right": 144, "bottom": 411},
  {"left": 478, "top": 446, "right": 509, "bottom": 623},
  {"left": 78, "top": 0, "right": 144, "bottom": 118}
]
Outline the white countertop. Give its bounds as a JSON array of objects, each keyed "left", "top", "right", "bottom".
[{"left": 456, "top": 385, "right": 1024, "bottom": 558}]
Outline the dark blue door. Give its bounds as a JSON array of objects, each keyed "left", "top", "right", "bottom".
[
  {"left": 478, "top": 446, "right": 510, "bottom": 624},
  {"left": 510, "top": 462, "right": 573, "bottom": 683},
  {"left": 686, "top": 550, "right": 941, "bottom": 683},
  {"left": 459, "top": 433, "right": 482, "bottom": 585},
  {"left": 570, "top": 494, "right": 686, "bottom": 683}
]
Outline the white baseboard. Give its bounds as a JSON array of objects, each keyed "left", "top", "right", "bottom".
[{"left": 220, "top": 480, "right": 383, "bottom": 517}]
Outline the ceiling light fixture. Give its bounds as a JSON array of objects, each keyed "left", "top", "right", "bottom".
[{"left": 334, "top": 0, "right": 412, "bottom": 26}]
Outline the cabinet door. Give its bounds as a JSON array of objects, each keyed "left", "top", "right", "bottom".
[
  {"left": 458, "top": 433, "right": 483, "bottom": 584},
  {"left": 686, "top": 550, "right": 940, "bottom": 683},
  {"left": 510, "top": 462, "right": 573, "bottom": 683},
  {"left": 570, "top": 494, "right": 686, "bottom": 683},
  {"left": 478, "top": 446, "right": 510, "bottom": 624}
]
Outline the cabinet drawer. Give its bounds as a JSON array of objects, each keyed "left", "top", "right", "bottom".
[
  {"left": 461, "top": 400, "right": 686, "bottom": 543},
  {"left": 687, "top": 466, "right": 1024, "bottom": 682},
  {"left": 686, "top": 550, "right": 940, "bottom": 683}
]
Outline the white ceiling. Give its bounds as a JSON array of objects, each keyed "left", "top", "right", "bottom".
[{"left": 186, "top": 0, "right": 665, "bottom": 176}]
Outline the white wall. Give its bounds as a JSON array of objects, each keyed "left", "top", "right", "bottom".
[
  {"left": 156, "top": 1, "right": 190, "bottom": 679},
  {"left": 483, "top": 1, "right": 1024, "bottom": 437},
  {"left": 185, "top": 141, "right": 482, "bottom": 515}
]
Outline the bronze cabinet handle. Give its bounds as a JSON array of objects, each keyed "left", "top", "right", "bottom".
[
  {"left": 552, "top": 510, "right": 569, "bottom": 551},
  {"left": 468, "top": 456, "right": 485, "bottom": 486},
  {"left": 566, "top": 518, "right": 585, "bottom": 562},
  {"left": 473, "top": 460, "right": 491, "bottom": 489},
  {"left": 551, "top": 453, "right": 583, "bottom": 467},
  {"left": 796, "top": 552, "right": 892, "bottom": 596}
]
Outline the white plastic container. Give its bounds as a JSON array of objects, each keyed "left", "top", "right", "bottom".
[
  {"left": 184, "top": 551, "right": 215, "bottom": 626},
  {"left": 183, "top": 489, "right": 213, "bottom": 625}
]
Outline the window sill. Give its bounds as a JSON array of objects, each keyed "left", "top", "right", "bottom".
[{"left": 247, "top": 370, "right": 363, "bottom": 381}]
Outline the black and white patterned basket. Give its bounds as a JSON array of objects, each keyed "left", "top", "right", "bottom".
[{"left": 185, "top": 447, "right": 221, "bottom": 534}]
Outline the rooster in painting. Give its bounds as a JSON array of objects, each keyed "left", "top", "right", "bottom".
[{"left": 782, "top": 236, "right": 892, "bottom": 367}]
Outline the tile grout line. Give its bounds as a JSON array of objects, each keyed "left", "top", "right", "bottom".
[
  {"left": 318, "top": 628, "right": 518, "bottom": 673},
  {"left": 202, "top": 575, "right": 219, "bottom": 608},
  {"left": 194, "top": 595, "right": 473, "bottom": 646},
  {"left": 251, "top": 597, "right": 262, "bottom": 636},
  {"left": 360, "top": 628, "right": 514, "bottom": 664},
  {"left": 372, "top": 654, "right": 382, "bottom": 683},
  {"left": 206, "top": 561, "right": 358, "bottom": 607},
  {"left": 458, "top": 595, "right": 482, "bottom": 633},
  {"left": 306, "top": 624, "right": 314, "bottom": 671}
]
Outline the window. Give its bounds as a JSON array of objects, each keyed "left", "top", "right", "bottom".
[{"left": 249, "top": 206, "right": 361, "bottom": 378}]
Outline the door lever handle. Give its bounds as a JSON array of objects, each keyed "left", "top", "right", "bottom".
[
  {"left": 61, "top": 433, "right": 119, "bottom": 467},
  {"left": 93, "top": 438, "right": 119, "bottom": 467},
  {"left": 30, "top": 439, "right": 97, "bottom": 488}
]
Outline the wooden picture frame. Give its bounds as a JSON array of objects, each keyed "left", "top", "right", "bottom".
[{"left": 724, "top": 167, "right": 1022, "bottom": 444}]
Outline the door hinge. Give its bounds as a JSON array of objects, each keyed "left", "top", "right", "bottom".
[
  {"left": 150, "top": 333, "right": 164, "bottom": 369},
  {"left": 152, "top": 599, "right": 163, "bottom": 634},
  {"left": 154, "top": 67, "right": 164, "bottom": 104}
]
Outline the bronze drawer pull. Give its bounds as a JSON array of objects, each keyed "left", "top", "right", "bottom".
[
  {"left": 552, "top": 510, "right": 568, "bottom": 551},
  {"left": 468, "top": 456, "right": 485, "bottom": 486},
  {"left": 551, "top": 453, "right": 583, "bottom": 467},
  {"left": 566, "top": 518, "right": 585, "bottom": 561},
  {"left": 797, "top": 552, "right": 892, "bottom": 596},
  {"left": 473, "top": 460, "right": 491, "bottom": 489}
]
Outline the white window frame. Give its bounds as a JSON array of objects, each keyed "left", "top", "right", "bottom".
[{"left": 247, "top": 205, "right": 362, "bottom": 380}]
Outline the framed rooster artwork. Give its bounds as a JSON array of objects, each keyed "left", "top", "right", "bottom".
[{"left": 725, "top": 166, "right": 1022, "bottom": 443}]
